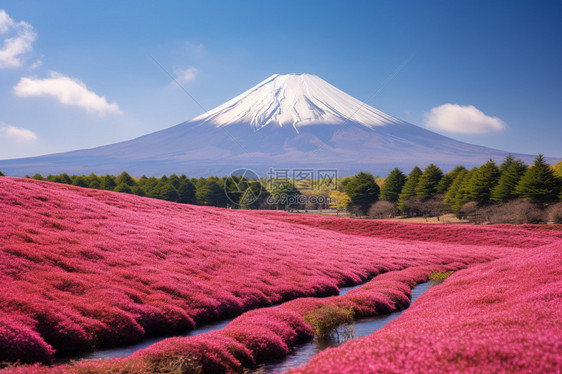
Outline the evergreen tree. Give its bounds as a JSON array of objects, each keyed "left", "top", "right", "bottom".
[
  {"left": 87, "top": 173, "right": 101, "bottom": 188},
  {"left": 444, "top": 169, "right": 468, "bottom": 210},
  {"left": 131, "top": 185, "right": 146, "bottom": 197},
  {"left": 168, "top": 174, "right": 181, "bottom": 189},
  {"left": 115, "top": 171, "right": 136, "bottom": 186},
  {"left": 72, "top": 175, "right": 89, "bottom": 188},
  {"left": 491, "top": 159, "right": 527, "bottom": 202},
  {"left": 240, "top": 181, "right": 269, "bottom": 209},
  {"left": 271, "top": 182, "right": 301, "bottom": 209},
  {"left": 344, "top": 172, "right": 380, "bottom": 215},
  {"left": 114, "top": 183, "right": 132, "bottom": 193},
  {"left": 100, "top": 175, "right": 117, "bottom": 190},
  {"left": 223, "top": 175, "right": 246, "bottom": 206},
  {"left": 415, "top": 164, "right": 443, "bottom": 201},
  {"left": 177, "top": 179, "right": 197, "bottom": 204},
  {"left": 499, "top": 154, "right": 516, "bottom": 174},
  {"left": 380, "top": 168, "right": 406, "bottom": 203},
  {"left": 452, "top": 168, "right": 476, "bottom": 213},
  {"left": 197, "top": 180, "right": 228, "bottom": 207},
  {"left": 468, "top": 159, "right": 500, "bottom": 204},
  {"left": 60, "top": 173, "right": 73, "bottom": 184},
  {"left": 159, "top": 183, "right": 179, "bottom": 202},
  {"left": 139, "top": 177, "right": 159, "bottom": 198},
  {"left": 51, "top": 175, "right": 66, "bottom": 184},
  {"left": 32, "top": 173, "right": 44, "bottom": 180},
  {"left": 515, "top": 154, "right": 561, "bottom": 205},
  {"left": 397, "top": 166, "right": 422, "bottom": 212},
  {"left": 437, "top": 166, "right": 465, "bottom": 194}
]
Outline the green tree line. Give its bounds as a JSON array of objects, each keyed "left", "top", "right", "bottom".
[
  {"left": 2, "top": 154, "right": 560, "bottom": 220},
  {"left": 369, "top": 155, "right": 561, "bottom": 223}
]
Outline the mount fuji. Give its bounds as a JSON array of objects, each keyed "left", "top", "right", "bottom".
[{"left": 0, "top": 74, "right": 538, "bottom": 177}]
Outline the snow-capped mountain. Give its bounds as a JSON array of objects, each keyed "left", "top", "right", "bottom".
[
  {"left": 191, "top": 73, "right": 403, "bottom": 131},
  {"left": 0, "top": 74, "right": 539, "bottom": 177}
]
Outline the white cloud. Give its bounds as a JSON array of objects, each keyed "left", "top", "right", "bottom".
[
  {"left": 1, "top": 124, "right": 37, "bottom": 142},
  {"left": 13, "top": 71, "right": 121, "bottom": 116},
  {"left": 29, "top": 57, "right": 42, "bottom": 70},
  {"left": 0, "top": 9, "right": 14, "bottom": 33},
  {"left": 174, "top": 66, "right": 199, "bottom": 84},
  {"left": 0, "top": 10, "right": 36, "bottom": 68},
  {"left": 424, "top": 103, "right": 506, "bottom": 134}
]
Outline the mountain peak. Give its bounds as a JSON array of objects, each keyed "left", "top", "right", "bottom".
[{"left": 190, "top": 73, "right": 405, "bottom": 131}]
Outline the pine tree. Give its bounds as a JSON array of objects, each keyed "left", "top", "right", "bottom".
[
  {"left": 438, "top": 166, "right": 465, "bottom": 194},
  {"left": 197, "top": 180, "right": 228, "bottom": 207},
  {"left": 397, "top": 166, "right": 422, "bottom": 212},
  {"left": 131, "top": 185, "right": 146, "bottom": 197},
  {"left": 444, "top": 169, "right": 468, "bottom": 210},
  {"left": 468, "top": 159, "right": 500, "bottom": 204},
  {"left": 100, "top": 175, "right": 117, "bottom": 190},
  {"left": 499, "top": 154, "right": 516, "bottom": 174},
  {"left": 159, "top": 183, "right": 179, "bottom": 202},
  {"left": 491, "top": 159, "right": 527, "bottom": 202},
  {"left": 515, "top": 155, "right": 561, "bottom": 205},
  {"left": 240, "top": 181, "right": 269, "bottom": 209},
  {"left": 115, "top": 171, "right": 136, "bottom": 186},
  {"left": 168, "top": 174, "right": 181, "bottom": 189},
  {"left": 60, "top": 173, "right": 72, "bottom": 184},
  {"left": 415, "top": 164, "right": 443, "bottom": 201},
  {"left": 114, "top": 183, "right": 132, "bottom": 193},
  {"left": 380, "top": 168, "right": 406, "bottom": 203},
  {"left": 452, "top": 168, "right": 476, "bottom": 213},
  {"left": 72, "top": 175, "right": 89, "bottom": 188},
  {"left": 86, "top": 173, "right": 100, "bottom": 189},
  {"left": 344, "top": 172, "right": 380, "bottom": 215},
  {"left": 139, "top": 177, "right": 159, "bottom": 198},
  {"left": 177, "top": 179, "right": 197, "bottom": 204}
]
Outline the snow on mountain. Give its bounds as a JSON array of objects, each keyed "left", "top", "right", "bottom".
[
  {"left": 191, "top": 73, "right": 403, "bottom": 132},
  {"left": 0, "top": 73, "right": 545, "bottom": 177}
]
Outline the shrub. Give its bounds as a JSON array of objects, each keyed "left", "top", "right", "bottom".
[
  {"left": 304, "top": 305, "right": 355, "bottom": 340},
  {"left": 546, "top": 202, "right": 562, "bottom": 223},
  {"left": 368, "top": 201, "right": 398, "bottom": 219},
  {"left": 487, "top": 200, "right": 545, "bottom": 224},
  {"left": 460, "top": 201, "right": 482, "bottom": 223},
  {"left": 429, "top": 271, "right": 452, "bottom": 281}
]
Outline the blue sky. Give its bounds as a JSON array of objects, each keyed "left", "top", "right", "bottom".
[{"left": 0, "top": 0, "right": 560, "bottom": 159}]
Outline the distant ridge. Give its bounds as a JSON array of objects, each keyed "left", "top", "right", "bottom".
[{"left": 0, "top": 73, "right": 552, "bottom": 177}]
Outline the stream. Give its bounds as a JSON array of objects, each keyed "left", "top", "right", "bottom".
[
  {"left": 251, "top": 281, "right": 439, "bottom": 373},
  {"left": 58, "top": 280, "right": 437, "bottom": 368},
  {"left": 57, "top": 283, "right": 363, "bottom": 363}
]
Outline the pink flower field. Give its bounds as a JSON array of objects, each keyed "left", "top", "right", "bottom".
[
  {"left": 0, "top": 177, "right": 560, "bottom": 373},
  {"left": 289, "top": 244, "right": 562, "bottom": 373}
]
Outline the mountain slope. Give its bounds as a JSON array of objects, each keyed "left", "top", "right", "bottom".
[{"left": 0, "top": 74, "right": 545, "bottom": 176}]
